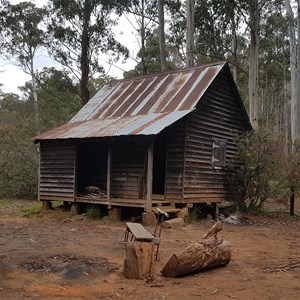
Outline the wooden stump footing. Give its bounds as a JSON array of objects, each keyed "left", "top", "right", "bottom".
[
  {"left": 108, "top": 207, "right": 121, "bottom": 221},
  {"left": 142, "top": 212, "right": 156, "bottom": 226},
  {"left": 123, "top": 241, "right": 155, "bottom": 279},
  {"left": 70, "top": 203, "right": 80, "bottom": 215},
  {"left": 41, "top": 201, "right": 52, "bottom": 211}
]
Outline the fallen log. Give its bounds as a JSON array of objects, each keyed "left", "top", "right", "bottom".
[{"left": 161, "top": 221, "right": 231, "bottom": 277}]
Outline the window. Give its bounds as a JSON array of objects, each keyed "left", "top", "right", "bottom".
[{"left": 212, "top": 139, "right": 226, "bottom": 168}]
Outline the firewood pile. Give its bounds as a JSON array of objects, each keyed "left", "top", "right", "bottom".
[{"left": 79, "top": 185, "right": 107, "bottom": 198}]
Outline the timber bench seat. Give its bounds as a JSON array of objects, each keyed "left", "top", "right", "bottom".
[
  {"left": 124, "top": 222, "right": 155, "bottom": 242},
  {"left": 124, "top": 209, "right": 168, "bottom": 260}
]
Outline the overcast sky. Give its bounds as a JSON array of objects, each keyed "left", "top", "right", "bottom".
[{"left": 0, "top": 0, "right": 139, "bottom": 94}]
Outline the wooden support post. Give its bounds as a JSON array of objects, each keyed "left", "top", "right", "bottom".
[
  {"left": 41, "top": 200, "right": 52, "bottom": 210},
  {"left": 212, "top": 203, "right": 219, "bottom": 220},
  {"left": 108, "top": 207, "right": 121, "bottom": 221},
  {"left": 146, "top": 138, "right": 154, "bottom": 213},
  {"left": 107, "top": 142, "right": 112, "bottom": 209},
  {"left": 70, "top": 203, "right": 80, "bottom": 215},
  {"left": 142, "top": 212, "right": 157, "bottom": 226}
]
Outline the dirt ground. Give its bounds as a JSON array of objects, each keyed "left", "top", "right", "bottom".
[{"left": 1, "top": 201, "right": 300, "bottom": 300}]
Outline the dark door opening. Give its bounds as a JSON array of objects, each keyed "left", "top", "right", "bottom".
[
  {"left": 152, "top": 133, "right": 167, "bottom": 195},
  {"left": 77, "top": 142, "right": 107, "bottom": 195}
]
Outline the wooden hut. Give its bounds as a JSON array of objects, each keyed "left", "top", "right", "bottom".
[{"left": 33, "top": 62, "right": 251, "bottom": 217}]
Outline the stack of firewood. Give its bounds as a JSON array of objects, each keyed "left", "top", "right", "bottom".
[{"left": 83, "top": 186, "right": 107, "bottom": 198}]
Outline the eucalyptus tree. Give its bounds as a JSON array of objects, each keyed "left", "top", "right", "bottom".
[
  {"left": 258, "top": 8, "right": 289, "bottom": 134},
  {"left": 0, "top": 1, "right": 47, "bottom": 126},
  {"left": 246, "top": 0, "right": 260, "bottom": 129},
  {"left": 123, "top": 29, "right": 178, "bottom": 77},
  {"left": 0, "top": 67, "right": 83, "bottom": 198},
  {"left": 123, "top": 0, "right": 158, "bottom": 75},
  {"left": 236, "top": 0, "right": 284, "bottom": 130},
  {"left": 284, "top": 0, "right": 300, "bottom": 215},
  {"left": 296, "top": 1, "right": 300, "bottom": 143},
  {"left": 158, "top": 0, "right": 167, "bottom": 71},
  {"left": 186, "top": 0, "right": 195, "bottom": 67},
  {"left": 165, "top": 0, "right": 186, "bottom": 63},
  {"left": 167, "top": 0, "right": 244, "bottom": 70},
  {"left": 0, "top": 91, "right": 39, "bottom": 198},
  {"left": 285, "top": 0, "right": 300, "bottom": 145},
  {"left": 36, "top": 68, "right": 81, "bottom": 131},
  {"left": 46, "top": 0, "right": 131, "bottom": 105}
]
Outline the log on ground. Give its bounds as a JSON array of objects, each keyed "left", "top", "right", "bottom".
[{"left": 161, "top": 221, "right": 231, "bottom": 277}]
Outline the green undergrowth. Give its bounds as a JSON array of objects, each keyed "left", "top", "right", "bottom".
[
  {"left": 21, "top": 200, "right": 63, "bottom": 215},
  {"left": 0, "top": 198, "right": 13, "bottom": 207},
  {"left": 85, "top": 204, "right": 106, "bottom": 220},
  {"left": 0, "top": 198, "right": 38, "bottom": 215},
  {"left": 21, "top": 202, "right": 42, "bottom": 214}
]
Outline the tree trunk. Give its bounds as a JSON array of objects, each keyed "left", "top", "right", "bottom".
[
  {"left": 30, "top": 48, "right": 39, "bottom": 132},
  {"left": 158, "top": 0, "right": 167, "bottom": 72},
  {"left": 231, "top": 16, "right": 238, "bottom": 82},
  {"left": 285, "top": 0, "right": 298, "bottom": 144},
  {"left": 123, "top": 241, "right": 155, "bottom": 279},
  {"left": 249, "top": 0, "right": 260, "bottom": 130},
  {"left": 290, "top": 186, "right": 295, "bottom": 216},
  {"left": 140, "top": 0, "right": 147, "bottom": 75},
  {"left": 284, "top": 78, "right": 291, "bottom": 156},
  {"left": 186, "top": 0, "right": 195, "bottom": 67},
  {"left": 161, "top": 221, "right": 231, "bottom": 277},
  {"left": 295, "top": 0, "right": 300, "bottom": 142},
  {"left": 80, "top": 0, "right": 91, "bottom": 105}
]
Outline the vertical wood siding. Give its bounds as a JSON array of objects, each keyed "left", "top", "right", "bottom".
[
  {"left": 183, "top": 69, "right": 249, "bottom": 202},
  {"left": 165, "top": 120, "right": 185, "bottom": 200},
  {"left": 39, "top": 142, "right": 76, "bottom": 201},
  {"left": 111, "top": 138, "right": 145, "bottom": 199}
]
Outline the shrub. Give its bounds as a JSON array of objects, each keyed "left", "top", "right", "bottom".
[
  {"left": 227, "top": 130, "right": 287, "bottom": 211},
  {"left": 21, "top": 202, "right": 42, "bottom": 214},
  {"left": 86, "top": 204, "right": 105, "bottom": 219}
]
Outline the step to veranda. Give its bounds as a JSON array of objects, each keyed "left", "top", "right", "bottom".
[{"left": 152, "top": 206, "right": 181, "bottom": 214}]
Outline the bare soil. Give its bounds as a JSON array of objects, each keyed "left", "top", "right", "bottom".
[{"left": 1, "top": 200, "right": 300, "bottom": 299}]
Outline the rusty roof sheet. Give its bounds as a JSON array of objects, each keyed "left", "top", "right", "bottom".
[
  {"left": 33, "top": 62, "right": 226, "bottom": 142},
  {"left": 33, "top": 111, "right": 191, "bottom": 141}
]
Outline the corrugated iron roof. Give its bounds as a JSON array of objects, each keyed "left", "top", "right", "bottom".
[
  {"left": 33, "top": 62, "right": 226, "bottom": 142},
  {"left": 33, "top": 111, "right": 191, "bottom": 140}
]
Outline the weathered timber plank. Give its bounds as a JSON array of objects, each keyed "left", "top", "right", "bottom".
[
  {"left": 126, "top": 222, "right": 154, "bottom": 241},
  {"left": 40, "top": 195, "right": 74, "bottom": 201}
]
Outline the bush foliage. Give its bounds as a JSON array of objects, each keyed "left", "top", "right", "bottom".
[
  {"left": 228, "top": 130, "right": 300, "bottom": 211},
  {"left": 85, "top": 205, "right": 106, "bottom": 220},
  {"left": 0, "top": 69, "right": 81, "bottom": 199}
]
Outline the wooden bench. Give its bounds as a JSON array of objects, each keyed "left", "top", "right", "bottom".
[
  {"left": 124, "top": 209, "right": 169, "bottom": 260},
  {"left": 124, "top": 222, "right": 162, "bottom": 260},
  {"left": 124, "top": 222, "right": 155, "bottom": 242}
]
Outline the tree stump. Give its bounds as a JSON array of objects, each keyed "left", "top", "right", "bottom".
[
  {"left": 161, "top": 221, "right": 231, "bottom": 277},
  {"left": 123, "top": 241, "right": 155, "bottom": 279},
  {"left": 41, "top": 200, "right": 52, "bottom": 210}
]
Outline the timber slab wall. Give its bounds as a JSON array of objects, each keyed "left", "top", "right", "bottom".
[{"left": 39, "top": 141, "right": 76, "bottom": 202}]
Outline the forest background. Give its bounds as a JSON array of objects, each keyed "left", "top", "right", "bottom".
[{"left": 1, "top": 0, "right": 300, "bottom": 213}]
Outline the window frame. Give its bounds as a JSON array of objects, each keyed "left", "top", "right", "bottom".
[{"left": 211, "top": 138, "right": 226, "bottom": 168}]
